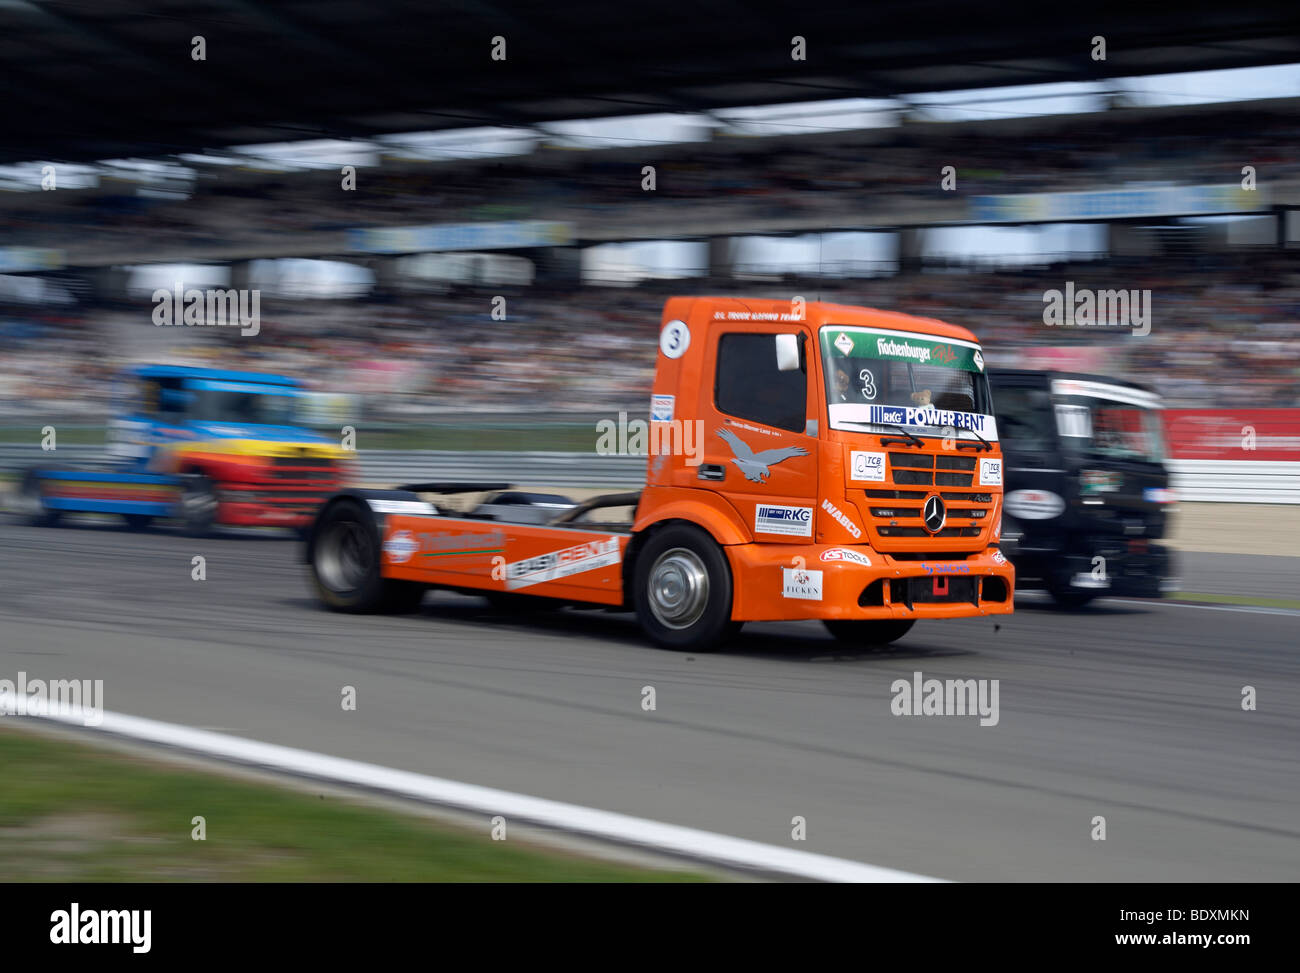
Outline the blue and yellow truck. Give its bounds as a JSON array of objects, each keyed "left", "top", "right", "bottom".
[{"left": 20, "top": 365, "right": 350, "bottom": 534}]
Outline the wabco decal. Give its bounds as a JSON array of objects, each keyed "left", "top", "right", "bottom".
[
  {"left": 505, "top": 537, "right": 621, "bottom": 590},
  {"left": 820, "top": 498, "right": 862, "bottom": 538},
  {"left": 755, "top": 504, "right": 813, "bottom": 537}
]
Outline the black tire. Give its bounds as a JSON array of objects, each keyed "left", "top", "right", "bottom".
[
  {"left": 823, "top": 619, "right": 916, "bottom": 646},
  {"left": 19, "top": 471, "right": 61, "bottom": 527},
  {"left": 309, "top": 498, "right": 425, "bottom": 613},
  {"left": 633, "top": 524, "right": 740, "bottom": 651},
  {"left": 179, "top": 474, "right": 218, "bottom": 537},
  {"left": 122, "top": 513, "right": 154, "bottom": 531}
]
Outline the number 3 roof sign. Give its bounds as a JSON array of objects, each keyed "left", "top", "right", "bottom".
[{"left": 660, "top": 320, "right": 690, "bottom": 359}]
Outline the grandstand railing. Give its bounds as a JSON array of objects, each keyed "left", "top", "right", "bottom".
[{"left": 1, "top": 444, "right": 1295, "bottom": 504}]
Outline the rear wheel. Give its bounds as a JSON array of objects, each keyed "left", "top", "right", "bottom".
[
  {"left": 634, "top": 524, "right": 740, "bottom": 651},
  {"left": 309, "top": 499, "right": 425, "bottom": 613},
  {"left": 122, "top": 513, "right": 154, "bottom": 531},
  {"left": 823, "top": 619, "right": 915, "bottom": 646},
  {"left": 19, "top": 472, "right": 61, "bottom": 527}
]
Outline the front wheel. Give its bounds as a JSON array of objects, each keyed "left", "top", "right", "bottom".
[
  {"left": 823, "top": 619, "right": 915, "bottom": 646},
  {"left": 179, "top": 474, "right": 218, "bottom": 537},
  {"left": 634, "top": 524, "right": 740, "bottom": 651},
  {"left": 309, "top": 499, "right": 425, "bottom": 613}
]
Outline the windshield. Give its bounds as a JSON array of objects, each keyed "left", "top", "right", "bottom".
[
  {"left": 820, "top": 326, "right": 996, "bottom": 440},
  {"left": 1051, "top": 378, "right": 1165, "bottom": 464},
  {"left": 190, "top": 382, "right": 300, "bottom": 425}
]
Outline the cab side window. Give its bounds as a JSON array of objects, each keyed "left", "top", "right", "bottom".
[{"left": 715, "top": 333, "right": 806, "bottom": 433}]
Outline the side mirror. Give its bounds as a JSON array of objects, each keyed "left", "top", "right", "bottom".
[{"left": 775, "top": 333, "right": 801, "bottom": 372}]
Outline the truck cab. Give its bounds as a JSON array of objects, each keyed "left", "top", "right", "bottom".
[
  {"left": 305, "top": 296, "right": 1014, "bottom": 652},
  {"left": 24, "top": 365, "right": 350, "bottom": 533},
  {"left": 988, "top": 369, "right": 1178, "bottom": 607}
]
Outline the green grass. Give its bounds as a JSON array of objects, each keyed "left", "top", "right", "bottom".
[
  {"left": 0, "top": 728, "right": 709, "bottom": 882},
  {"left": 1171, "top": 592, "right": 1300, "bottom": 611}
]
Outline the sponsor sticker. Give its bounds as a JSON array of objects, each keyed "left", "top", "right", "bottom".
[
  {"left": 991, "top": 549, "right": 1007, "bottom": 565},
  {"left": 650, "top": 394, "right": 674, "bottom": 422},
  {"left": 849, "top": 450, "right": 886, "bottom": 482},
  {"left": 920, "top": 561, "right": 972, "bottom": 575},
  {"left": 383, "top": 530, "right": 418, "bottom": 564},
  {"left": 820, "top": 498, "right": 862, "bottom": 538},
  {"left": 979, "top": 457, "right": 1002, "bottom": 486},
  {"left": 834, "top": 332, "right": 854, "bottom": 355},
  {"left": 755, "top": 504, "right": 813, "bottom": 537},
  {"left": 1143, "top": 487, "right": 1177, "bottom": 504},
  {"left": 820, "top": 547, "right": 871, "bottom": 566},
  {"left": 782, "top": 567, "right": 824, "bottom": 600},
  {"left": 504, "top": 536, "right": 621, "bottom": 590},
  {"left": 1004, "top": 489, "right": 1065, "bottom": 520}
]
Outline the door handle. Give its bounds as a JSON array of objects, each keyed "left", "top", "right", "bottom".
[{"left": 697, "top": 464, "right": 726, "bottom": 481}]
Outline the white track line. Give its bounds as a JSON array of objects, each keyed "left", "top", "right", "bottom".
[{"left": 17, "top": 707, "right": 940, "bottom": 883}]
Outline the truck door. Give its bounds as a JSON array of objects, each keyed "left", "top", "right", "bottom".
[{"left": 698, "top": 330, "right": 819, "bottom": 542}]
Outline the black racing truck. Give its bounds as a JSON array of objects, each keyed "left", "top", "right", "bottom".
[{"left": 987, "top": 370, "right": 1179, "bottom": 608}]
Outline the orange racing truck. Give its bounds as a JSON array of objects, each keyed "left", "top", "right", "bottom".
[{"left": 305, "top": 297, "right": 1014, "bottom": 651}]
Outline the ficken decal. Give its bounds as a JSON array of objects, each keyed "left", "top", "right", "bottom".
[
  {"left": 820, "top": 547, "right": 871, "bottom": 566},
  {"left": 820, "top": 498, "right": 862, "bottom": 538},
  {"left": 979, "top": 457, "right": 1002, "bottom": 486},
  {"left": 755, "top": 504, "right": 813, "bottom": 537},
  {"left": 505, "top": 536, "right": 621, "bottom": 590},
  {"left": 849, "top": 450, "right": 886, "bottom": 482},
  {"left": 782, "top": 567, "right": 823, "bottom": 600}
]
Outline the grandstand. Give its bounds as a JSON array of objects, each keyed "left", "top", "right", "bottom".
[{"left": 2, "top": 3, "right": 1299, "bottom": 419}]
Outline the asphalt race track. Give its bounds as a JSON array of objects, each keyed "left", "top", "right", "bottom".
[{"left": 2, "top": 519, "right": 1297, "bottom": 881}]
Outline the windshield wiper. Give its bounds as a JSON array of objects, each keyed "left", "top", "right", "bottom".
[
  {"left": 955, "top": 428, "right": 993, "bottom": 452},
  {"left": 880, "top": 424, "right": 924, "bottom": 449}
]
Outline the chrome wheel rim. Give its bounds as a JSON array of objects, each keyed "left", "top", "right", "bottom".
[{"left": 647, "top": 547, "right": 709, "bottom": 630}]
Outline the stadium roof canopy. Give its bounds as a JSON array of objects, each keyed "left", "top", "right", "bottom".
[{"left": 4, "top": 0, "right": 1300, "bottom": 165}]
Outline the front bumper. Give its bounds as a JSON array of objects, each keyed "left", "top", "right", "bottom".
[{"left": 726, "top": 543, "right": 1015, "bottom": 622}]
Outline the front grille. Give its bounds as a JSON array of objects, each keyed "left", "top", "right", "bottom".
[
  {"left": 891, "top": 576, "right": 980, "bottom": 606},
  {"left": 858, "top": 449, "right": 995, "bottom": 550},
  {"left": 877, "top": 525, "right": 983, "bottom": 538}
]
